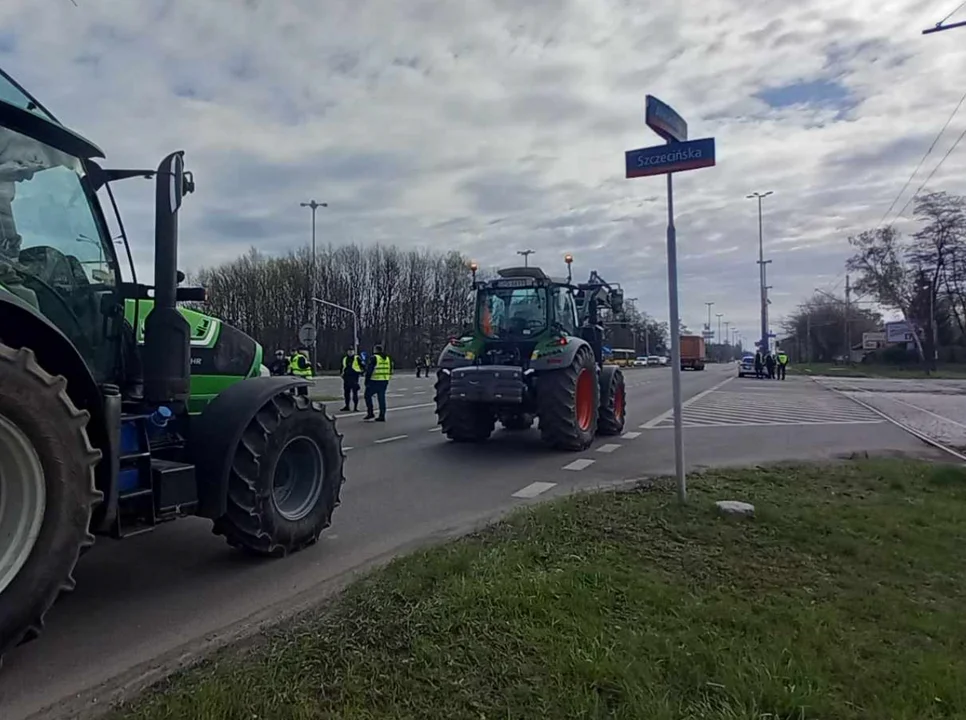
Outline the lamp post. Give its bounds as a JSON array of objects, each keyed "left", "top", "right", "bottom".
[
  {"left": 747, "top": 191, "right": 773, "bottom": 353},
  {"left": 300, "top": 200, "right": 328, "bottom": 360},
  {"left": 517, "top": 249, "right": 535, "bottom": 267},
  {"left": 313, "top": 297, "right": 358, "bottom": 354}
]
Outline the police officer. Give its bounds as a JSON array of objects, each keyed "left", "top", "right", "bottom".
[
  {"left": 288, "top": 346, "right": 314, "bottom": 396},
  {"left": 269, "top": 349, "right": 288, "bottom": 376},
  {"left": 415, "top": 354, "right": 425, "bottom": 378},
  {"left": 776, "top": 347, "right": 789, "bottom": 380},
  {"left": 340, "top": 347, "right": 363, "bottom": 412},
  {"left": 363, "top": 343, "right": 393, "bottom": 422}
]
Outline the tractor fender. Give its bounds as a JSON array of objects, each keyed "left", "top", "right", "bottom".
[
  {"left": 188, "top": 375, "right": 311, "bottom": 519},
  {"left": 529, "top": 336, "right": 591, "bottom": 373},
  {"left": 0, "top": 291, "right": 110, "bottom": 512}
]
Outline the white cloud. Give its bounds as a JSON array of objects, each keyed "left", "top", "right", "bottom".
[{"left": 1, "top": 0, "right": 964, "bottom": 341}]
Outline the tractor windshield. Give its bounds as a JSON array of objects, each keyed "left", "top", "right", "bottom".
[
  {"left": 0, "top": 121, "right": 120, "bottom": 382},
  {"left": 478, "top": 287, "right": 549, "bottom": 339}
]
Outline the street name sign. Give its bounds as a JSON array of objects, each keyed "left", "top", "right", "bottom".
[
  {"left": 645, "top": 95, "right": 688, "bottom": 143},
  {"left": 625, "top": 137, "right": 716, "bottom": 179}
]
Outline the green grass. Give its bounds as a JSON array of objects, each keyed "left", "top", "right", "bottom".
[
  {"left": 792, "top": 362, "right": 966, "bottom": 379},
  {"left": 107, "top": 460, "right": 966, "bottom": 720}
]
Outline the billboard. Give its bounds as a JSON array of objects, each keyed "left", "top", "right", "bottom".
[
  {"left": 884, "top": 321, "right": 922, "bottom": 344},
  {"left": 862, "top": 331, "right": 886, "bottom": 350}
]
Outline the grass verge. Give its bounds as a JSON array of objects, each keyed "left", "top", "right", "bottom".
[
  {"left": 792, "top": 362, "right": 966, "bottom": 379},
  {"left": 107, "top": 460, "right": 966, "bottom": 720}
]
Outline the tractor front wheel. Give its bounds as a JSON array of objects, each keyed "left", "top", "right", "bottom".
[
  {"left": 537, "top": 346, "right": 599, "bottom": 450},
  {"left": 434, "top": 372, "right": 494, "bottom": 442},
  {"left": 597, "top": 366, "right": 626, "bottom": 436},
  {"left": 214, "top": 392, "right": 345, "bottom": 557},
  {"left": 0, "top": 345, "right": 101, "bottom": 659}
]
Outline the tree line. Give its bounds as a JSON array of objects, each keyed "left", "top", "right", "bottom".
[
  {"left": 184, "top": 243, "right": 676, "bottom": 368},
  {"left": 785, "top": 191, "right": 966, "bottom": 364}
]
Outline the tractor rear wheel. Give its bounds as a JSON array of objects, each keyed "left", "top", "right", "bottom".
[
  {"left": 537, "top": 346, "right": 599, "bottom": 450},
  {"left": 214, "top": 392, "right": 345, "bottom": 557},
  {"left": 434, "top": 372, "right": 494, "bottom": 442},
  {"left": 0, "top": 345, "right": 101, "bottom": 658},
  {"left": 597, "top": 367, "right": 626, "bottom": 436}
]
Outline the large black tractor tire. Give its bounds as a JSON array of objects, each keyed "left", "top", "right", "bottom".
[
  {"left": 214, "top": 392, "right": 346, "bottom": 557},
  {"left": 0, "top": 345, "right": 102, "bottom": 659},
  {"left": 434, "top": 372, "right": 495, "bottom": 442},
  {"left": 597, "top": 366, "right": 626, "bottom": 436},
  {"left": 500, "top": 412, "right": 534, "bottom": 431},
  {"left": 537, "top": 346, "right": 599, "bottom": 451}
]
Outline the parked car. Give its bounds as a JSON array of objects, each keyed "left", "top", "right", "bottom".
[
  {"left": 646, "top": 355, "right": 662, "bottom": 366},
  {"left": 737, "top": 354, "right": 756, "bottom": 377},
  {"left": 633, "top": 356, "right": 648, "bottom": 367}
]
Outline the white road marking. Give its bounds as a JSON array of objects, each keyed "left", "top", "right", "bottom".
[
  {"left": 596, "top": 443, "right": 622, "bottom": 453},
  {"left": 640, "top": 376, "right": 735, "bottom": 429},
  {"left": 374, "top": 434, "right": 408, "bottom": 444},
  {"left": 339, "top": 402, "right": 434, "bottom": 418},
  {"left": 343, "top": 446, "right": 354, "bottom": 451},
  {"left": 413, "top": 390, "right": 427, "bottom": 395},
  {"left": 428, "top": 426, "right": 442, "bottom": 432},
  {"left": 396, "top": 387, "right": 409, "bottom": 391},
  {"left": 621, "top": 431, "right": 642, "bottom": 439},
  {"left": 512, "top": 481, "right": 557, "bottom": 498},
  {"left": 386, "top": 393, "right": 405, "bottom": 398},
  {"left": 562, "top": 458, "right": 595, "bottom": 471}
]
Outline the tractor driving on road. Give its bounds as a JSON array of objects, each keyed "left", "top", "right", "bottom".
[
  {"left": 0, "top": 69, "right": 346, "bottom": 659},
  {"left": 434, "top": 255, "right": 627, "bottom": 450}
]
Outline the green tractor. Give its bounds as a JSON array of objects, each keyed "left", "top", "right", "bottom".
[
  {"left": 0, "top": 70, "right": 346, "bottom": 658},
  {"left": 434, "top": 255, "right": 627, "bottom": 449}
]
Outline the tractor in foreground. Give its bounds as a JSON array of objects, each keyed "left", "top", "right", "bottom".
[
  {"left": 434, "top": 255, "right": 626, "bottom": 450},
  {"left": 0, "top": 69, "right": 346, "bottom": 659}
]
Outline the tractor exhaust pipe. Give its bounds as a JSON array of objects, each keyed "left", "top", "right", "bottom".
[{"left": 143, "top": 150, "right": 192, "bottom": 408}]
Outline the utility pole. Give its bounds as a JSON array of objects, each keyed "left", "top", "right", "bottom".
[
  {"left": 300, "top": 199, "right": 328, "bottom": 362},
  {"left": 844, "top": 274, "right": 851, "bottom": 363},
  {"left": 923, "top": 4, "right": 966, "bottom": 34},
  {"left": 747, "top": 191, "right": 773, "bottom": 354},
  {"left": 705, "top": 301, "right": 714, "bottom": 343},
  {"left": 517, "top": 249, "right": 535, "bottom": 267},
  {"left": 806, "top": 313, "right": 812, "bottom": 363}
]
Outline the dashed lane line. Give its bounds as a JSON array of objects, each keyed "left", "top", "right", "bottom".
[
  {"left": 413, "top": 391, "right": 428, "bottom": 395},
  {"left": 596, "top": 443, "right": 622, "bottom": 453},
  {"left": 621, "top": 431, "right": 641, "bottom": 439},
  {"left": 374, "top": 434, "right": 408, "bottom": 444},
  {"left": 428, "top": 426, "right": 442, "bottom": 432},
  {"left": 512, "top": 481, "right": 557, "bottom": 499},
  {"left": 562, "top": 458, "right": 595, "bottom": 471}
]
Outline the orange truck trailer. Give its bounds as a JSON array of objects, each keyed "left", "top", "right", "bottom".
[{"left": 679, "top": 334, "right": 706, "bottom": 370}]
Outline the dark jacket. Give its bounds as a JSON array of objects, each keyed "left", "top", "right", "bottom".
[{"left": 269, "top": 356, "right": 288, "bottom": 376}]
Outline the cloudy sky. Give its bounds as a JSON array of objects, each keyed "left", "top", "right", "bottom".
[{"left": 1, "top": 0, "right": 964, "bottom": 342}]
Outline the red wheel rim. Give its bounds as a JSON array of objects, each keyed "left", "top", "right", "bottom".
[
  {"left": 575, "top": 368, "right": 594, "bottom": 431},
  {"left": 614, "top": 384, "right": 624, "bottom": 420}
]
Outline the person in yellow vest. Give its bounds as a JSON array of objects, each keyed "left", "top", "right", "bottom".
[
  {"left": 340, "top": 347, "right": 363, "bottom": 412},
  {"left": 363, "top": 343, "right": 393, "bottom": 422},
  {"left": 776, "top": 347, "right": 789, "bottom": 380},
  {"left": 288, "top": 347, "right": 314, "bottom": 396}
]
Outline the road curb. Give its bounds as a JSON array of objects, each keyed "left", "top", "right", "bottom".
[{"left": 806, "top": 376, "right": 966, "bottom": 463}]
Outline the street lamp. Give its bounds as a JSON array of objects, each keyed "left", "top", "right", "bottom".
[
  {"left": 704, "top": 301, "right": 714, "bottom": 343},
  {"left": 313, "top": 297, "right": 358, "bottom": 354},
  {"left": 300, "top": 200, "right": 328, "bottom": 358},
  {"left": 919, "top": 280, "right": 939, "bottom": 367},
  {"left": 517, "top": 249, "right": 535, "bottom": 267},
  {"left": 747, "top": 191, "right": 773, "bottom": 353}
]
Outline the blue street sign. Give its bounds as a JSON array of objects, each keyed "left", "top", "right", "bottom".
[
  {"left": 625, "top": 137, "right": 716, "bottom": 179},
  {"left": 602, "top": 345, "right": 612, "bottom": 354},
  {"left": 645, "top": 95, "right": 688, "bottom": 143}
]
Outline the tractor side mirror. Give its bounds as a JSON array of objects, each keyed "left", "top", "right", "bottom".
[
  {"left": 176, "top": 270, "right": 185, "bottom": 284},
  {"left": 610, "top": 289, "right": 624, "bottom": 314}
]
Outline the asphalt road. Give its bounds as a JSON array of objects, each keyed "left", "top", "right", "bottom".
[{"left": 0, "top": 364, "right": 942, "bottom": 719}]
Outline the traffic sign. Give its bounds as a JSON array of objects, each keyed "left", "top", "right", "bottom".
[
  {"left": 298, "top": 323, "right": 317, "bottom": 346},
  {"left": 625, "top": 138, "right": 716, "bottom": 179},
  {"left": 645, "top": 95, "right": 688, "bottom": 143}
]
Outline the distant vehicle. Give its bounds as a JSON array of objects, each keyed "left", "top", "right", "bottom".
[
  {"left": 678, "top": 335, "right": 706, "bottom": 370},
  {"left": 646, "top": 355, "right": 662, "bottom": 366},
  {"left": 605, "top": 348, "right": 636, "bottom": 367},
  {"left": 633, "top": 356, "right": 648, "bottom": 367},
  {"left": 658, "top": 355, "right": 669, "bottom": 366},
  {"left": 738, "top": 354, "right": 755, "bottom": 377}
]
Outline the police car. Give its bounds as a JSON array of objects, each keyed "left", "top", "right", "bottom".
[{"left": 737, "top": 354, "right": 756, "bottom": 378}]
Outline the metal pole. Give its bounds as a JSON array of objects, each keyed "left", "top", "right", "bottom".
[
  {"left": 758, "top": 196, "right": 766, "bottom": 353},
  {"left": 844, "top": 274, "right": 851, "bottom": 362},
  {"left": 666, "top": 171, "right": 686, "bottom": 502},
  {"left": 931, "top": 281, "right": 938, "bottom": 366},
  {"left": 705, "top": 301, "right": 713, "bottom": 341},
  {"left": 517, "top": 249, "right": 535, "bottom": 267},
  {"left": 301, "top": 200, "right": 328, "bottom": 361},
  {"left": 312, "top": 297, "right": 357, "bottom": 354}
]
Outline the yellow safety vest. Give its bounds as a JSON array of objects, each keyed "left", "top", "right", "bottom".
[
  {"left": 289, "top": 352, "right": 313, "bottom": 377},
  {"left": 342, "top": 355, "right": 362, "bottom": 373},
  {"left": 777, "top": 353, "right": 788, "bottom": 366},
  {"left": 371, "top": 354, "right": 392, "bottom": 381}
]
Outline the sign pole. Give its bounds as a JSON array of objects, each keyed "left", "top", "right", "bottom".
[
  {"left": 626, "top": 94, "right": 716, "bottom": 504},
  {"left": 665, "top": 169, "right": 686, "bottom": 501}
]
